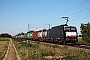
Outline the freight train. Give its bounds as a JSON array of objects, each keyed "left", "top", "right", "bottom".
[{"left": 14, "top": 24, "right": 78, "bottom": 44}]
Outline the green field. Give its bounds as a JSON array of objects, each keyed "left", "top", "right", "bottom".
[
  {"left": 78, "top": 37, "right": 90, "bottom": 44},
  {"left": 13, "top": 38, "right": 90, "bottom": 60},
  {"left": 77, "top": 38, "right": 84, "bottom": 44},
  {"left": 0, "top": 38, "right": 9, "bottom": 60}
]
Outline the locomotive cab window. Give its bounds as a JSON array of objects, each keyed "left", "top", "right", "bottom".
[
  {"left": 71, "top": 28, "right": 76, "bottom": 32},
  {"left": 65, "top": 27, "right": 70, "bottom": 32},
  {"left": 65, "top": 27, "right": 76, "bottom": 32}
]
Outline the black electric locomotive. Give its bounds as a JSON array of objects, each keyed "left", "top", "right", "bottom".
[{"left": 46, "top": 24, "right": 78, "bottom": 44}]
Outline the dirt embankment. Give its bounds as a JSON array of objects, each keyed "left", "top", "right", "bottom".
[{"left": 3, "top": 38, "right": 21, "bottom": 60}]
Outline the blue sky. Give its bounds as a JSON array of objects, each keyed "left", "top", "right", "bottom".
[{"left": 0, "top": 0, "right": 90, "bottom": 35}]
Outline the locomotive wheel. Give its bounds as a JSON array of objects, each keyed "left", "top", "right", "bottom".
[
  {"left": 63, "top": 40, "right": 67, "bottom": 45},
  {"left": 71, "top": 42, "right": 76, "bottom": 45},
  {"left": 52, "top": 40, "right": 55, "bottom": 44},
  {"left": 58, "top": 40, "right": 63, "bottom": 45}
]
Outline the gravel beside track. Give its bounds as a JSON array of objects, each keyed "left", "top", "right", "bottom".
[
  {"left": 67, "top": 43, "right": 90, "bottom": 53},
  {"left": 40, "top": 42, "right": 90, "bottom": 53}
]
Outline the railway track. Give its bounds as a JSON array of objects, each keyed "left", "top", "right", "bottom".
[
  {"left": 67, "top": 43, "right": 90, "bottom": 49},
  {"left": 40, "top": 41, "right": 90, "bottom": 53},
  {"left": 65, "top": 43, "right": 90, "bottom": 53}
]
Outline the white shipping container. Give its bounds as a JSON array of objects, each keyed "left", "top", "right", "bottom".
[{"left": 38, "top": 32, "right": 42, "bottom": 38}]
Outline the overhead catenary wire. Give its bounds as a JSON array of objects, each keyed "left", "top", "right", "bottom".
[
  {"left": 68, "top": 7, "right": 90, "bottom": 16},
  {"left": 58, "top": 9, "right": 89, "bottom": 24},
  {"left": 72, "top": 15, "right": 90, "bottom": 22},
  {"left": 48, "top": 0, "right": 89, "bottom": 21},
  {"left": 51, "top": 6, "right": 90, "bottom": 24},
  {"left": 44, "top": 0, "right": 90, "bottom": 26},
  {"left": 28, "top": 0, "right": 90, "bottom": 30},
  {"left": 70, "top": 10, "right": 90, "bottom": 18},
  {"left": 70, "top": 6, "right": 90, "bottom": 21},
  {"left": 62, "top": 0, "right": 90, "bottom": 15}
]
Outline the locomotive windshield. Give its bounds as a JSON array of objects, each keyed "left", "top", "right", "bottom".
[{"left": 65, "top": 27, "right": 77, "bottom": 32}]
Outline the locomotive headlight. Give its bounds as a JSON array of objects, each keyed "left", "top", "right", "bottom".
[
  {"left": 68, "top": 36, "right": 74, "bottom": 39},
  {"left": 57, "top": 38, "right": 60, "bottom": 39}
]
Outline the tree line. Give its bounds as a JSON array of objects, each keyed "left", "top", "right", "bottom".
[
  {"left": 0, "top": 33, "right": 12, "bottom": 38},
  {"left": 80, "top": 22, "right": 90, "bottom": 43}
]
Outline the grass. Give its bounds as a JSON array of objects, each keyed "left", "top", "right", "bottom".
[
  {"left": 0, "top": 38, "right": 10, "bottom": 41},
  {"left": 13, "top": 38, "right": 90, "bottom": 60},
  {"left": 0, "top": 38, "right": 9, "bottom": 60}
]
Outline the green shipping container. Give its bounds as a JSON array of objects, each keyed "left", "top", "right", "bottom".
[{"left": 27, "top": 31, "right": 34, "bottom": 38}]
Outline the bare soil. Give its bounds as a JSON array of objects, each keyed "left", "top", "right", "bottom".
[{"left": 3, "top": 38, "right": 21, "bottom": 60}]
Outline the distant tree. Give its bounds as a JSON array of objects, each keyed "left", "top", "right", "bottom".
[
  {"left": 17, "top": 33, "right": 21, "bottom": 35},
  {"left": 0, "top": 33, "right": 12, "bottom": 38},
  {"left": 21, "top": 32, "right": 24, "bottom": 35},
  {"left": 80, "top": 22, "right": 90, "bottom": 43},
  {"left": 17, "top": 32, "right": 24, "bottom": 35}
]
